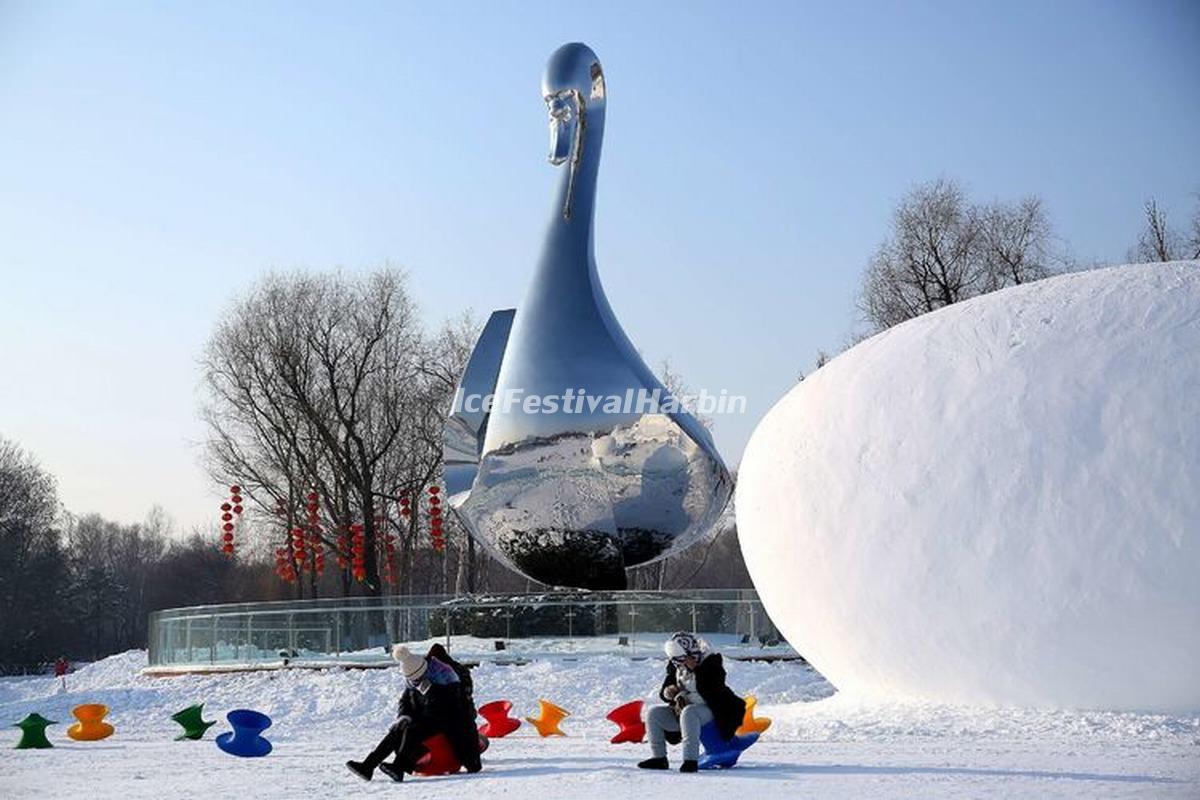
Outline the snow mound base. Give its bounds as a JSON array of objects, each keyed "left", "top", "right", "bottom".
[{"left": 737, "top": 262, "right": 1200, "bottom": 711}]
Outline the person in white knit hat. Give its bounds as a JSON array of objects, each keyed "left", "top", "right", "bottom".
[
  {"left": 346, "top": 644, "right": 481, "bottom": 782},
  {"left": 638, "top": 632, "right": 747, "bottom": 773}
]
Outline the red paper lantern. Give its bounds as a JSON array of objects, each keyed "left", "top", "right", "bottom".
[
  {"left": 222, "top": 522, "right": 234, "bottom": 532},
  {"left": 230, "top": 485, "right": 241, "bottom": 494},
  {"left": 221, "top": 502, "right": 232, "bottom": 512},
  {"left": 233, "top": 505, "right": 243, "bottom": 515},
  {"left": 429, "top": 496, "right": 441, "bottom": 506},
  {"left": 428, "top": 486, "right": 440, "bottom": 495},
  {"left": 221, "top": 512, "right": 233, "bottom": 522},
  {"left": 231, "top": 494, "right": 243, "bottom": 504}
]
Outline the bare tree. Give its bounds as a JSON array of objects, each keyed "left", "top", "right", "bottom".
[
  {"left": 202, "top": 269, "right": 428, "bottom": 596},
  {"left": 979, "top": 196, "right": 1054, "bottom": 289},
  {"left": 859, "top": 179, "right": 1059, "bottom": 333},
  {"left": 0, "top": 437, "right": 69, "bottom": 670},
  {"left": 1132, "top": 199, "right": 1183, "bottom": 262},
  {"left": 1190, "top": 201, "right": 1200, "bottom": 259},
  {"left": 1131, "top": 197, "right": 1200, "bottom": 262}
]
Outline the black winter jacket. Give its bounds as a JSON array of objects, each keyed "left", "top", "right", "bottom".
[
  {"left": 659, "top": 652, "right": 746, "bottom": 741},
  {"left": 396, "top": 652, "right": 481, "bottom": 772}
]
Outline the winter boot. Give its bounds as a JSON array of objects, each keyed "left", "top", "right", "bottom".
[
  {"left": 679, "top": 759, "right": 699, "bottom": 773},
  {"left": 378, "top": 762, "right": 405, "bottom": 782},
  {"left": 345, "top": 760, "right": 373, "bottom": 781},
  {"left": 637, "top": 757, "right": 669, "bottom": 770}
]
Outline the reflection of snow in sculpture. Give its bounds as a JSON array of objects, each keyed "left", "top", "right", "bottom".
[
  {"left": 443, "top": 43, "right": 732, "bottom": 589},
  {"left": 463, "top": 416, "right": 729, "bottom": 589},
  {"left": 737, "top": 263, "right": 1200, "bottom": 712}
]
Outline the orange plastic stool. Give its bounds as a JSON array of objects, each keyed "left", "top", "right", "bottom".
[
  {"left": 605, "top": 700, "right": 645, "bottom": 744},
  {"left": 524, "top": 699, "right": 570, "bottom": 737},
  {"left": 736, "top": 695, "right": 772, "bottom": 736},
  {"left": 67, "top": 704, "right": 114, "bottom": 741},
  {"left": 477, "top": 700, "right": 521, "bottom": 738}
]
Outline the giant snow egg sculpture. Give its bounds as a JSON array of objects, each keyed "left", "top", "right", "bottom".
[{"left": 737, "top": 263, "right": 1200, "bottom": 711}]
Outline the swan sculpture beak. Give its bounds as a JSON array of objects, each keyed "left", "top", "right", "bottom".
[
  {"left": 545, "top": 89, "right": 584, "bottom": 218},
  {"left": 547, "top": 91, "right": 576, "bottom": 166}
]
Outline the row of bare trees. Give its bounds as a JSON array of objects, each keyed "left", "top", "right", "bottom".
[
  {"left": 858, "top": 179, "right": 1059, "bottom": 333},
  {"left": 201, "top": 269, "right": 483, "bottom": 598},
  {"left": 1, "top": 437, "right": 283, "bottom": 670},
  {"left": 855, "top": 179, "right": 1199, "bottom": 340}
]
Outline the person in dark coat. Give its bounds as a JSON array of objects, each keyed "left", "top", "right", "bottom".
[
  {"left": 346, "top": 644, "right": 482, "bottom": 782},
  {"left": 638, "top": 632, "right": 747, "bottom": 773}
]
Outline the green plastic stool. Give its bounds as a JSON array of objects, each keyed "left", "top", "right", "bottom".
[
  {"left": 14, "top": 713, "right": 57, "bottom": 749},
  {"left": 172, "top": 704, "right": 217, "bottom": 741}
]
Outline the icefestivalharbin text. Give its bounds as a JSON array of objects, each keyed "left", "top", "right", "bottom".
[
  {"left": 450, "top": 387, "right": 747, "bottom": 416},
  {"left": 736, "top": 261, "right": 1200, "bottom": 712}
]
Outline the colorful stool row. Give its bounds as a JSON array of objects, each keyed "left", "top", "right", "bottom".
[
  {"left": 480, "top": 694, "right": 770, "bottom": 768},
  {"left": 11, "top": 703, "right": 267, "bottom": 756},
  {"left": 12, "top": 704, "right": 117, "bottom": 748}
]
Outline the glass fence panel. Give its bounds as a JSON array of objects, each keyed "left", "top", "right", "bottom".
[{"left": 147, "top": 591, "right": 792, "bottom": 667}]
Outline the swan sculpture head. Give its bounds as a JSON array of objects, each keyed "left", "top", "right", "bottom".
[{"left": 543, "top": 43, "right": 605, "bottom": 219}]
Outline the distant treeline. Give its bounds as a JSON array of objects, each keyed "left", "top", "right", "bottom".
[{"left": 0, "top": 435, "right": 751, "bottom": 673}]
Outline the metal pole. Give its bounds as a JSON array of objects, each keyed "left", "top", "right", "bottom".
[{"left": 185, "top": 618, "right": 193, "bottom": 663}]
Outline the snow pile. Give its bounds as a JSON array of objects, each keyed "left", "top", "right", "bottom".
[{"left": 737, "top": 262, "right": 1200, "bottom": 711}]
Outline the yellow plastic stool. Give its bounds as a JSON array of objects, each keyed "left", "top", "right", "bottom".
[
  {"left": 67, "top": 704, "right": 114, "bottom": 741},
  {"left": 736, "top": 695, "right": 772, "bottom": 736},
  {"left": 524, "top": 699, "right": 570, "bottom": 737}
]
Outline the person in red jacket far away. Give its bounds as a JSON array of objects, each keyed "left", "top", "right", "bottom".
[{"left": 54, "top": 656, "right": 69, "bottom": 690}]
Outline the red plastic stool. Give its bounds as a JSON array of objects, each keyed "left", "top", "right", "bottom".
[
  {"left": 606, "top": 700, "right": 645, "bottom": 744},
  {"left": 477, "top": 700, "right": 521, "bottom": 738},
  {"left": 413, "top": 734, "right": 463, "bottom": 776}
]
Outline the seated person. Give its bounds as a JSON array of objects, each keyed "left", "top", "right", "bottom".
[
  {"left": 346, "top": 644, "right": 482, "bottom": 782},
  {"left": 638, "top": 632, "right": 747, "bottom": 773}
]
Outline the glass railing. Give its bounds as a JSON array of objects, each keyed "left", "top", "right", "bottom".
[{"left": 146, "top": 589, "right": 793, "bottom": 668}]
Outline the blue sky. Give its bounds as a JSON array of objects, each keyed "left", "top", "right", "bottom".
[{"left": 1, "top": 0, "right": 1197, "bottom": 532}]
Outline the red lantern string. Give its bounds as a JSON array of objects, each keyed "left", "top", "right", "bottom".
[
  {"left": 350, "top": 523, "right": 366, "bottom": 582},
  {"left": 336, "top": 526, "right": 350, "bottom": 570},
  {"left": 428, "top": 486, "right": 445, "bottom": 552},
  {"left": 219, "top": 486, "right": 245, "bottom": 555}
]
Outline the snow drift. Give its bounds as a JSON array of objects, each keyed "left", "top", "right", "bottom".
[{"left": 737, "top": 262, "right": 1200, "bottom": 711}]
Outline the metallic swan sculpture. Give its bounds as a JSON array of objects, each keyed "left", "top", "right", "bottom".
[{"left": 443, "top": 43, "right": 732, "bottom": 589}]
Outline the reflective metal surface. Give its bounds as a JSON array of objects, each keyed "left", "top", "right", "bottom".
[{"left": 444, "top": 43, "right": 732, "bottom": 589}]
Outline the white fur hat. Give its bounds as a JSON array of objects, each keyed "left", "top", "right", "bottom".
[{"left": 392, "top": 645, "right": 428, "bottom": 681}]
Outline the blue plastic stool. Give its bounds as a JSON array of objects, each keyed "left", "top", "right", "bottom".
[
  {"left": 697, "top": 720, "right": 759, "bottom": 769},
  {"left": 215, "top": 709, "right": 273, "bottom": 758}
]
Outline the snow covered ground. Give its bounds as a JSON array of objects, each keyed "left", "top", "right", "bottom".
[{"left": 2, "top": 651, "right": 1197, "bottom": 798}]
